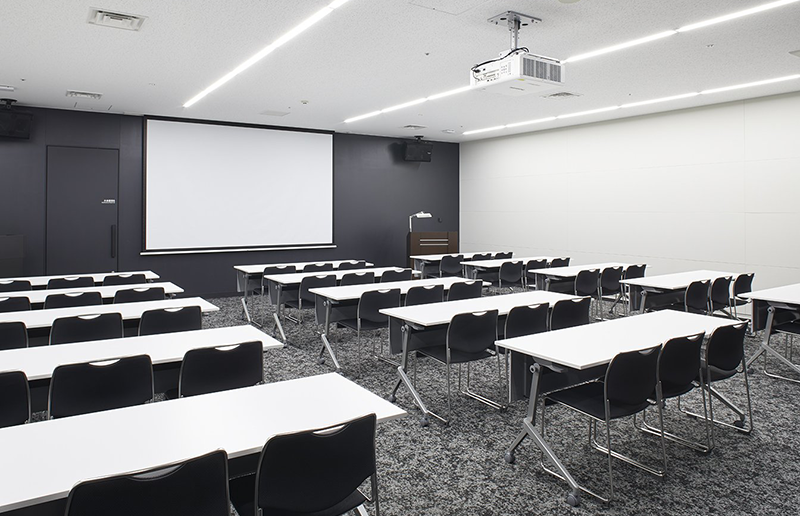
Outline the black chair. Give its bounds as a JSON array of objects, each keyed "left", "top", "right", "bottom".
[
  {"left": 340, "top": 271, "right": 375, "bottom": 287},
  {"left": 0, "top": 321, "right": 28, "bottom": 350},
  {"left": 684, "top": 280, "right": 711, "bottom": 314},
  {"left": 229, "top": 414, "right": 379, "bottom": 516},
  {"left": 544, "top": 346, "right": 665, "bottom": 503},
  {"left": 139, "top": 306, "right": 202, "bottom": 336},
  {"left": 0, "top": 371, "right": 30, "bottom": 428},
  {"left": 504, "top": 303, "right": 549, "bottom": 340},
  {"left": 48, "top": 354, "right": 154, "bottom": 418},
  {"left": 438, "top": 255, "right": 463, "bottom": 277},
  {"left": 708, "top": 276, "right": 733, "bottom": 316},
  {"left": 261, "top": 265, "right": 297, "bottom": 298},
  {"left": 574, "top": 269, "right": 600, "bottom": 318},
  {"left": 102, "top": 273, "right": 147, "bottom": 286},
  {"left": 447, "top": 280, "right": 482, "bottom": 301},
  {"left": 113, "top": 287, "right": 166, "bottom": 304},
  {"left": 338, "top": 288, "right": 401, "bottom": 349},
  {"left": 418, "top": 310, "right": 503, "bottom": 423},
  {"left": 44, "top": 291, "right": 103, "bottom": 310},
  {"left": 405, "top": 284, "right": 444, "bottom": 306},
  {"left": 179, "top": 341, "right": 264, "bottom": 397},
  {"left": 47, "top": 276, "right": 93, "bottom": 289},
  {"left": 494, "top": 252, "right": 513, "bottom": 259},
  {"left": 0, "top": 280, "right": 31, "bottom": 292},
  {"left": 0, "top": 296, "right": 31, "bottom": 313},
  {"left": 303, "top": 263, "right": 333, "bottom": 273},
  {"left": 379, "top": 268, "right": 413, "bottom": 283},
  {"left": 498, "top": 261, "right": 524, "bottom": 291},
  {"left": 549, "top": 297, "right": 591, "bottom": 331},
  {"left": 284, "top": 275, "right": 336, "bottom": 323},
  {"left": 50, "top": 313, "right": 124, "bottom": 345},
  {"left": 549, "top": 257, "right": 570, "bottom": 268},
  {"left": 729, "top": 273, "right": 755, "bottom": 321},
  {"left": 336, "top": 260, "right": 367, "bottom": 270},
  {"left": 65, "top": 450, "right": 230, "bottom": 516},
  {"left": 637, "top": 333, "right": 711, "bottom": 453},
  {"left": 471, "top": 253, "right": 491, "bottom": 261},
  {"left": 598, "top": 266, "right": 623, "bottom": 319},
  {"left": 620, "top": 264, "right": 647, "bottom": 314},
  {"left": 524, "top": 259, "right": 548, "bottom": 289}
]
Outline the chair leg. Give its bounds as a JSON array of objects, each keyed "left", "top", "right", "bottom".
[
  {"left": 605, "top": 415, "right": 615, "bottom": 504},
  {"left": 371, "top": 473, "right": 380, "bottom": 516},
  {"left": 446, "top": 362, "right": 452, "bottom": 423}
]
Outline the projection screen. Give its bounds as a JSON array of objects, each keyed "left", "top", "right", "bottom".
[{"left": 144, "top": 118, "right": 333, "bottom": 252}]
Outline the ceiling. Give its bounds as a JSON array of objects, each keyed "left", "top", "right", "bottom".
[{"left": 2, "top": 0, "right": 800, "bottom": 142}]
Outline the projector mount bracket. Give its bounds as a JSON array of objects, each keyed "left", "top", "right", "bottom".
[
  {"left": 487, "top": 11, "right": 541, "bottom": 50},
  {"left": 0, "top": 98, "right": 17, "bottom": 110}
]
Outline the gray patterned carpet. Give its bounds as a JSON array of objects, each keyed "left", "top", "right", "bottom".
[{"left": 197, "top": 290, "right": 800, "bottom": 516}]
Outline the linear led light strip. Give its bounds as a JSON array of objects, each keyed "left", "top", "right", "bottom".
[
  {"left": 343, "top": 0, "right": 800, "bottom": 123},
  {"left": 183, "top": 0, "right": 351, "bottom": 108},
  {"left": 461, "top": 74, "right": 800, "bottom": 135}
]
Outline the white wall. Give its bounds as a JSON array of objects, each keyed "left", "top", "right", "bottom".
[{"left": 460, "top": 91, "right": 800, "bottom": 290}]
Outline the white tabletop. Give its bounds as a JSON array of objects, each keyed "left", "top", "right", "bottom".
[
  {"left": 0, "top": 325, "right": 281, "bottom": 381},
  {"left": 0, "top": 271, "right": 160, "bottom": 288},
  {"left": 620, "top": 269, "right": 738, "bottom": 290},
  {"left": 0, "top": 373, "right": 405, "bottom": 513},
  {"left": 740, "top": 283, "right": 800, "bottom": 305},
  {"left": 530, "top": 262, "right": 632, "bottom": 278},
  {"left": 309, "top": 277, "right": 487, "bottom": 302},
  {"left": 380, "top": 291, "right": 578, "bottom": 327},
  {"left": 409, "top": 252, "right": 500, "bottom": 261},
  {"left": 0, "top": 297, "right": 218, "bottom": 329},
  {"left": 464, "top": 256, "right": 556, "bottom": 269},
  {"left": 265, "top": 267, "right": 417, "bottom": 286},
  {"left": 234, "top": 260, "right": 374, "bottom": 275},
  {"left": 497, "top": 310, "right": 741, "bottom": 371},
  {"left": 0, "top": 282, "right": 183, "bottom": 305}
]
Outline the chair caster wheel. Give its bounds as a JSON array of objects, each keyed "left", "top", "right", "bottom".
[
  {"left": 734, "top": 419, "right": 745, "bottom": 429},
  {"left": 388, "top": 394, "right": 396, "bottom": 403},
  {"left": 504, "top": 451, "right": 515, "bottom": 464},
  {"left": 420, "top": 416, "right": 429, "bottom": 427},
  {"left": 566, "top": 492, "right": 580, "bottom": 507},
  {"left": 317, "top": 357, "right": 325, "bottom": 365}
]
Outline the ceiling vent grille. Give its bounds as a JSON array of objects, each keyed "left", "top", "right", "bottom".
[
  {"left": 402, "top": 124, "right": 427, "bottom": 130},
  {"left": 66, "top": 90, "right": 103, "bottom": 100},
  {"left": 259, "top": 110, "right": 290, "bottom": 117},
  {"left": 88, "top": 9, "right": 146, "bottom": 31},
  {"left": 542, "top": 91, "right": 582, "bottom": 99}
]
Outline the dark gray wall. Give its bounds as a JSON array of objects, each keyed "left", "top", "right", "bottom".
[{"left": 0, "top": 108, "right": 459, "bottom": 295}]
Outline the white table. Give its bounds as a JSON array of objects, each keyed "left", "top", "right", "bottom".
[
  {"left": 526, "top": 262, "right": 634, "bottom": 295},
  {"left": 410, "top": 252, "right": 503, "bottom": 278},
  {"left": 496, "top": 310, "right": 741, "bottom": 507},
  {"left": 742, "top": 283, "right": 800, "bottom": 379},
  {"left": 621, "top": 270, "right": 739, "bottom": 313},
  {"left": 308, "top": 277, "right": 487, "bottom": 370},
  {"left": 380, "top": 291, "right": 577, "bottom": 425},
  {"left": 0, "top": 297, "right": 218, "bottom": 330},
  {"left": 462, "top": 256, "right": 557, "bottom": 282},
  {"left": 0, "top": 282, "right": 183, "bottom": 307},
  {"left": 0, "top": 271, "right": 159, "bottom": 289},
  {"left": 0, "top": 373, "right": 405, "bottom": 514}
]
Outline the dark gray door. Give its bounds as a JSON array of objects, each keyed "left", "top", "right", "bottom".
[{"left": 46, "top": 146, "right": 119, "bottom": 274}]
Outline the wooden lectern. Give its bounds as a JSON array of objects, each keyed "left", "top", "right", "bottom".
[{"left": 408, "top": 231, "right": 458, "bottom": 268}]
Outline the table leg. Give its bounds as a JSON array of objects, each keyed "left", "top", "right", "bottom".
[
  {"left": 746, "top": 306, "right": 800, "bottom": 380},
  {"left": 389, "top": 323, "right": 435, "bottom": 426},
  {"left": 318, "top": 299, "right": 341, "bottom": 371},
  {"left": 274, "top": 285, "right": 287, "bottom": 345}
]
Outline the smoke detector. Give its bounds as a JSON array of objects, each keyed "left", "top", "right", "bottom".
[
  {"left": 66, "top": 90, "right": 103, "bottom": 100},
  {"left": 88, "top": 9, "right": 146, "bottom": 31}
]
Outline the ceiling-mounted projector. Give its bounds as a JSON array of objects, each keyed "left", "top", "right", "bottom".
[{"left": 470, "top": 50, "right": 564, "bottom": 96}]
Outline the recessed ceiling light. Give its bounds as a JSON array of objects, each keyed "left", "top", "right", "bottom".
[
  {"left": 0, "top": 85, "right": 15, "bottom": 92},
  {"left": 676, "top": 0, "right": 800, "bottom": 32},
  {"left": 183, "top": 0, "right": 353, "bottom": 108},
  {"left": 791, "top": 49, "right": 800, "bottom": 58},
  {"left": 88, "top": 9, "right": 146, "bottom": 31},
  {"left": 442, "top": 129, "right": 456, "bottom": 134},
  {"left": 66, "top": 90, "right": 103, "bottom": 100}
]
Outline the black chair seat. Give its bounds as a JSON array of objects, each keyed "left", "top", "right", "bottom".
[
  {"left": 700, "top": 365, "right": 737, "bottom": 383},
  {"left": 230, "top": 475, "right": 366, "bottom": 516},
  {"left": 419, "top": 345, "right": 492, "bottom": 365},
  {"left": 547, "top": 381, "right": 651, "bottom": 420},
  {"left": 774, "top": 320, "right": 800, "bottom": 336},
  {"left": 658, "top": 381, "right": 695, "bottom": 399}
]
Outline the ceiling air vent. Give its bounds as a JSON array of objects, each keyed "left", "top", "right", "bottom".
[
  {"left": 402, "top": 124, "right": 427, "bottom": 130},
  {"left": 259, "top": 110, "right": 290, "bottom": 117},
  {"left": 542, "top": 91, "right": 582, "bottom": 99},
  {"left": 88, "top": 9, "right": 146, "bottom": 31},
  {"left": 66, "top": 90, "right": 103, "bottom": 100}
]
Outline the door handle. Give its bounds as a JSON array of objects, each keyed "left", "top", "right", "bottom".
[{"left": 111, "top": 225, "right": 117, "bottom": 258}]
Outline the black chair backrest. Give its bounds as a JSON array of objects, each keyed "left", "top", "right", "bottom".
[
  {"left": 0, "top": 280, "right": 31, "bottom": 292},
  {"left": 298, "top": 274, "right": 336, "bottom": 305},
  {"left": 658, "top": 333, "right": 704, "bottom": 392},
  {"left": 0, "top": 371, "right": 30, "bottom": 428},
  {"left": 336, "top": 260, "right": 367, "bottom": 270},
  {"left": 733, "top": 273, "right": 754, "bottom": 297},
  {"left": 49, "top": 355, "right": 154, "bottom": 418},
  {"left": 139, "top": 306, "right": 202, "bottom": 336},
  {"left": 525, "top": 259, "right": 547, "bottom": 272},
  {"left": 710, "top": 276, "right": 733, "bottom": 306},
  {"left": 102, "top": 273, "right": 147, "bottom": 286},
  {"left": 624, "top": 264, "right": 647, "bottom": 280},
  {"left": 574, "top": 269, "right": 599, "bottom": 297},
  {"left": 439, "top": 255, "right": 463, "bottom": 276},
  {"left": 262, "top": 265, "right": 296, "bottom": 277},
  {"left": 405, "top": 284, "right": 444, "bottom": 306},
  {"left": 471, "top": 253, "right": 491, "bottom": 261},
  {"left": 114, "top": 287, "right": 166, "bottom": 304},
  {"left": 44, "top": 291, "right": 103, "bottom": 310},
  {"left": 499, "top": 261, "right": 523, "bottom": 283},
  {"left": 255, "top": 414, "right": 376, "bottom": 515},
  {"left": 0, "top": 296, "right": 31, "bottom": 313},
  {"left": 47, "top": 276, "right": 93, "bottom": 289},
  {"left": 179, "top": 341, "right": 264, "bottom": 398},
  {"left": 550, "top": 297, "right": 591, "bottom": 331},
  {"left": 0, "top": 321, "right": 28, "bottom": 350},
  {"left": 494, "top": 252, "right": 513, "bottom": 259},
  {"left": 505, "top": 303, "right": 549, "bottom": 339},
  {"left": 600, "top": 266, "right": 623, "bottom": 294},
  {"left": 50, "top": 313, "right": 124, "bottom": 345},
  {"left": 447, "top": 310, "right": 499, "bottom": 355},
  {"left": 550, "top": 257, "right": 570, "bottom": 268},
  {"left": 302, "top": 263, "right": 333, "bottom": 273},
  {"left": 605, "top": 345, "right": 660, "bottom": 406},
  {"left": 340, "top": 271, "right": 375, "bottom": 287},
  {"left": 447, "top": 280, "right": 482, "bottom": 301},
  {"left": 358, "top": 288, "right": 401, "bottom": 324},
  {"left": 706, "top": 323, "right": 748, "bottom": 373},
  {"left": 685, "top": 280, "right": 710, "bottom": 312},
  {"left": 379, "top": 268, "right": 413, "bottom": 283},
  {"left": 65, "top": 450, "right": 231, "bottom": 516}
]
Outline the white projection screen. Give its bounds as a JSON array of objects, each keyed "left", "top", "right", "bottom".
[{"left": 144, "top": 119, "right": 333, "bottom": 252}]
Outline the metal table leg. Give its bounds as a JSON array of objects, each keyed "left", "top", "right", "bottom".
[
  {"left": 318, "top": 298, "right": 341, "bottom": 371},
  {"left": 388, "top": 323, "right": 439, "bottom": 426},
  {"left": 273, "top": 284, "right": 287, "bottom": 344},
  {"left": 745, "top": 306, "right": 800, "bottom": 380}
]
